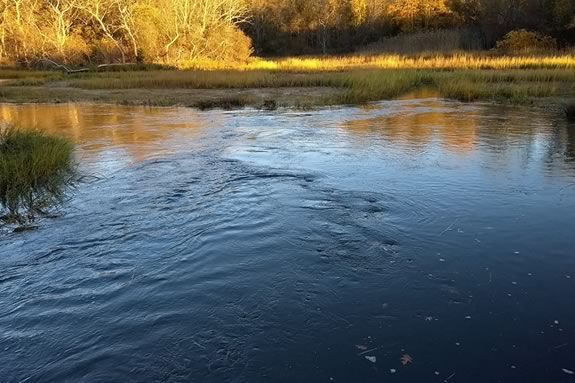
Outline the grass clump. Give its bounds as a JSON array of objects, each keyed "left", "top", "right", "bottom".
[
  {"left": 0, "top": 127, "right": 75, "bottom": 227},
  {"left": 260, "top": 99, "right": 278, "bottom": 110},
  {"left": 193, "top": 97, "right": 251, "bottom": 110},
  {"left": 327, "top": 70, "right": 433, "bottom": 105}
]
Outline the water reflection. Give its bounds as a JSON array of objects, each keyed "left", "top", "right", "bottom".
[
  {"left": 0, "top": 104, "right": 215, "bottom": 170},
  {"left": 341, "top": 99, "right": 575, "bottom": 175},
  {"left": 0, "top": 101, "right": 573, "bottom": 174},
  {"left": 345, "top": 98, "right": 480, "bottom": 152}
]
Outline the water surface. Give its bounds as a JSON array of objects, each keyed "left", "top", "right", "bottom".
[{"left": 1, "top": 100, "right": 575, "bottom": 382}]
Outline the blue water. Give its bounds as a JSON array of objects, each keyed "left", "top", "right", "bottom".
[{"left": 1, "top": 100, "right": 574, "bottom": 382}]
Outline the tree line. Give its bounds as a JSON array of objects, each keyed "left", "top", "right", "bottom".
[
  {"left": 246, "top": 0, "right": 575, "bottom": 55},
  {"left": 0, "top": 0, "right": 573, "bottom": 66}
]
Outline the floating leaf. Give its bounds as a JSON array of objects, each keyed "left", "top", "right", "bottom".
[
  {"left": 365, "top": 356, "right": 377, "bottom": 363},
  {"left": 401, "top": 354, "right": 413, "bottom": 365}
]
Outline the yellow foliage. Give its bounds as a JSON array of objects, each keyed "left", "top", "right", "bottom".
[
  {"left": 496, "top": 30, "right": 558, "bottom": 54},
  {"left": 350, "top": 0, "right": 367, "bottom": 26},
  {"left": 0, "top": 0, "right": 252, "bottom": 66},
  {"left": 387, "top": 0, "right": 453, "bottom": 31}
]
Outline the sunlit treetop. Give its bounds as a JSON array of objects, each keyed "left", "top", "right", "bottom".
[{"left": 0, "top": 0, "right": 572, "bottom": 66}]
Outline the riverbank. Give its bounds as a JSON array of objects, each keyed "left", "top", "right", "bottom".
[{"left": 1, "top": 54, "right": 575, "bottom": 109}]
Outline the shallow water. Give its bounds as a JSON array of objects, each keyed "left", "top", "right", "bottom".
[{"left": 1, "top": 100, "right": 575, "bottom": 382}]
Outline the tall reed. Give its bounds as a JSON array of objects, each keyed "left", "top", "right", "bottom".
[{"left": 0, "top": 127, "right": 75, "bottom": 225}]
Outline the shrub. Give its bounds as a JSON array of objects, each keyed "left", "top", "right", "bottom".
[
  {"left": 496, "top": 30, "right": 557, "bottom": 54},
  {"left": 0, "top": 128, "right": 75, "bottom": 226}
]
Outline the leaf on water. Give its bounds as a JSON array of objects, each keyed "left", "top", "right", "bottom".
[
  {"left": 562, "top": 369, "right": 574, "bottom": 375},
  {"left": 365, "top": 356, "right": 377, "bottom": 363},
  {"left": 401, "top": 354, "right": 413, "bottom": 365}
]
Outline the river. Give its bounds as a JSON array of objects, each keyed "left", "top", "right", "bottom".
[{"left": 1, "top": 99, "right": 574, "bottom": 382}]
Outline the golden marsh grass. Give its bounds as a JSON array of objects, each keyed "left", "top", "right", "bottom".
[{"left": 1, "top": 54, "right": 575, "bottom": 108}]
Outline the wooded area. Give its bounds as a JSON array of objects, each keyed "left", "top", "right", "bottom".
[{"left": 0, "top": 0, "right": 573, "bottom": 67}]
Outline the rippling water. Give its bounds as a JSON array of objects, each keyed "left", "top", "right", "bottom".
[{"left": 1, "top": 100, "right": 575, "bottom": 382}]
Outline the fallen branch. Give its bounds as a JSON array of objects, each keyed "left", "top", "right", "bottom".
[
  {"left": 38, "top": 59, "right": 140, "bottom": 74},
  {"left": 38, "top": 58, "right": 70, "bottom": 72},
  {"left": 96, "top": 63, "right": 138, "bottom": 69}
]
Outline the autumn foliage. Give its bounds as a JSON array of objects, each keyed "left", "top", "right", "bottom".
[
  {"left": 0, "top": 0, "right": 252, "bottom": 66},
  {"left": 0, "top": 0, "right": 573, "bottom": 67}
]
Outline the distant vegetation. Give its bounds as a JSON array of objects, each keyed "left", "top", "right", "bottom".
[
  {"left": 0, "top": 128, "right": 75, "bottom": 227},
  {"left": 247, "top": 0, "right": 574, "bottom": 56},
  {"left": 496, "top": 30, "right": 559, "bottom": 54},
  {"left": 1, "top": 65, "right": 574, "bottom": 108},
  {"left": 0, "top": 0, "right": 573, "bottom": 68}
]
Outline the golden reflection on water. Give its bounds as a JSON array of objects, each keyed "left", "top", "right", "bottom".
[
  {"left": 346, "top": 98, "right": 479, "bottom": 153},
  {"left": 0, "top": 103, "right": 209, "bottom": 163},
  {"left": 0, "top": 101, "right": 573, "bottom": 175},
  {"left": 343, "top": 99, "right": 575, "bottom": 161}
]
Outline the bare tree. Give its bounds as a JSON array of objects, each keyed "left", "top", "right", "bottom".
[{"left": 76, "top": 0, "right": 126, "bottom": 62}]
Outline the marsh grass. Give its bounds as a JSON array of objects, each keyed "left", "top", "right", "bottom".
[
  {"left": 169, "top": 53, "right": 575, "bottom": 71},
  {"left": 65, "top": 70, "right": 332, "bottom": 90},
  {"left": 246, "top": 53, "right": 575, "bottom": 71},
  {"left": 431, "top": 71, "right": 563, "bottom": 102},
  {"left": 3, "top": 68, "right": 573, "bottom": 107},
  {"left": 0, "top": 128, "right": 75, "bottom": 227},
  {"left": 2, "top": 55, "right": 575, "bottom": 108},
  {"left": 8, "top": 77, "right": 52, "bottom": 86},
  {"left": 0, "top": 69, "right": 62, "bottom": 80},
  {"left": 324, "top": 70, "right": 570, "bottom": 104},
  {"left": 322, "top": 70, "right": 432, "bottom": 105},
  {"left": 56, "top": 67, "right": 574, "bottom": 104}
]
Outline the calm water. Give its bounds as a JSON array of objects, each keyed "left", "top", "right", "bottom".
[{"left": 1, "top": 100, "right": 575, "bottom": 382}]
